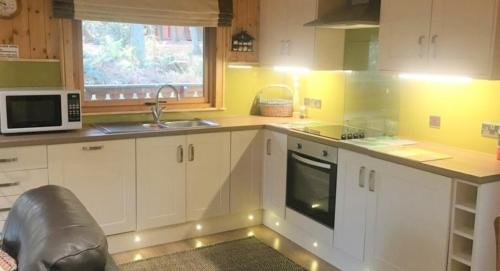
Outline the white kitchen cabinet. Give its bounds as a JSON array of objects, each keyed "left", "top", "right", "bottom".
[
  {"left": 262, "top": 130, "right": 287, "bottom": 218},
  {"left": 259, "top": 0, "right": 345, "bottom": 70},
  {"left": 186, "top": 132, "right": 231, "bottom": 221},
  {"left": 48, "top": 139, "right": 136, "bottom": 235},
  {"left": 0, "top": 168, "right": 48, "bottom": 232},
  {"left": 428, "top": 0, "right": 496, "bottom": 76},
  {"left": 378, "top": 0, "right": 434, "bottom": 73},
  {"left": 335, "top": 149, "right": 452, "bottom": 271},
  {"left": 136, "top": 136, "right": 186, "bottom": 230},
  {"left": 230, "top": 130, "right": 263, "bottom": 214},
  {"left": 334, "top": 149, "right": 373, "bottom": 262},
  {"left": 259, "top": 0, "right": 287, "bottom": 67},
  {"left": 0, "top": 145, "right": 47, "bottom": 172},
  {"left": 365, "top": 157, "right": 452, "bottom": 271},
  {"left": 379, "top": 0, "right": 500, "bottom": 78}
]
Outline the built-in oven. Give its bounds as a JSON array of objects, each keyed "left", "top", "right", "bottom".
[
  {"left": 286, "top": 137, "right": 338, "bottom": 229},
  {"left": 0, "top": 89, "right": 82, "bottom": 134}
]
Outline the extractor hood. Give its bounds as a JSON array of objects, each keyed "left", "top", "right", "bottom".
[{"left": 304, "top": 0, "right": 380, "bottom": 29}]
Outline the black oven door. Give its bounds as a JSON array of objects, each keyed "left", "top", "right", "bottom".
[
  {"left": 6, "top": 95, "right": 62, "bottom": 129},
  {"left": 287, "top": 151, "right": 337, "bottom": 228}
]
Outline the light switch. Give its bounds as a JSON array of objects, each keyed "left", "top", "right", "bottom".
[{"left": 304, "top": 98, "right": 322, "bottom": 109}]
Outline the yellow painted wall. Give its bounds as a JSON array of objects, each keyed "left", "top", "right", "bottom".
[
  {"left": 2, "top": 61, "right": 500, "bottom": 154},
  {"left": 398, "top": 80, "right": 500, "bottom": 154},
  {"left": 299, "top": 71, "right": 345, "bottom": 124}
]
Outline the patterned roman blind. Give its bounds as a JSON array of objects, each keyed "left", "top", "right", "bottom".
[{"left": 53, "top": 0, "right": 233, "bottom": 27}]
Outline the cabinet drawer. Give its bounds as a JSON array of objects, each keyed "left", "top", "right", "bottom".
[
  {"left": 0, "top": 169, "right": 48, "bottom": 196},
  {"left": 0, "top": 195, "right": 19, "bottom": 211},
  {"left": 0, "top": 210, "right": 9, "bottom": 221},
  {"left": 0, "top": 146, "right": 47, "bottom": 171}
]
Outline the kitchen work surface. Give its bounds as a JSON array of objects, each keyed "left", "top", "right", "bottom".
[
  {"left": 1, "top": 116, "right": 500, "bottom": 184},
  {"left": 380, "top": 147, "right": 452, "bottom": 162}
]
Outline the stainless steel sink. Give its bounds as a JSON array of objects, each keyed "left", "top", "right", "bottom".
[
  {"left": 162, "top": 119, "right": 219, "bottom": 129},
  {"left": 94, "top": 119, "right": 219, "bottom": 134}
]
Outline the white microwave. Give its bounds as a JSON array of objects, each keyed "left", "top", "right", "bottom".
[{"left": 0, "top": 89, "right": 82, "bottom": 134}]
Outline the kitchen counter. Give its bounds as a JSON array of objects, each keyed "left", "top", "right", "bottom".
[{"left": 1, "top": 115, "right": 499, "bottom": 184}]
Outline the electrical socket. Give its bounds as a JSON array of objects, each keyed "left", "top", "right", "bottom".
[
  {"left": 429, "top": 115, "right": 441, "bottom": 129},
  {"left": 481, "top": 122, "right": 500, "bottom": 138},
  {"left": 304, "top": 98, "right": 322, "bottom": 109}
]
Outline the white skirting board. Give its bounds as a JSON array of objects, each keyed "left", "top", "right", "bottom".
[
  {"left": 107, "top": 210, "right": 262, "bottom": 254},
  {"left": 263, "top": 210, "right": 364, "bottom": 271}
]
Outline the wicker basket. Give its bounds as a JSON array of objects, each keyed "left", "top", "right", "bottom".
[
  {"left": 260, "top": 100, "right": 293, "bottom": 117},
  {"left": 258, "top": 84, "right": 294, "bottom": 117}
]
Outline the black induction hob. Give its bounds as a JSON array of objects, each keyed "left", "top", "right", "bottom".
[{"left": 296, "top": 125, "right": 367, "bottom": 140}]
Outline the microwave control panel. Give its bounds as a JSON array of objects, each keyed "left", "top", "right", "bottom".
[{"left": 67, "top": 93, "right": 81, "bottom": 122}]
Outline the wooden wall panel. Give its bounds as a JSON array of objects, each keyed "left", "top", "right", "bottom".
[
  {"left": 0, "top": 0, "right": 60, "bottom": 59},
  {"left": 227, "top": 0, "right": 260, "bottom": 64},
  {"left": 12, "top": 0, "right": 30, "bottom": 57}
]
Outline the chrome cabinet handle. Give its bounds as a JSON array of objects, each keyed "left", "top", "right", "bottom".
[
  {"left": 369, "top": 170, "right": 376, "bottom": 192},
  {"left": 358, "top": 166, "right": 366, "bottom": 188},
  {"left": 431, "top": 34, "right": 438, "bottom": 58},
  {"left": 418, "top": 35, "right": 426, "bottom": 58},
  {"left": 177, "top": 145, "right": 184, "bottom": 163},
  {"left": 188, "top": 144, "right": 194, "bottom": 162},
  {"left": 0, "top": 182, "right": 19, "bottom": 188},
  {"left": 266, "top": 139, "right": 272, "bottom": 156},
  {"left": 82, "top": 146, "right": 103, "bottom": 151},
  {"left": 0, "top": 158, "right": 17, "bottom": 163}
]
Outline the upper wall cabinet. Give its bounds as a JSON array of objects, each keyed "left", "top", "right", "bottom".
[
  {"left": 260, "top": 0, "right": 345, "bottom": 70},
  {"left": 379, "top": 0, "right": 500, "bottom": 78}
]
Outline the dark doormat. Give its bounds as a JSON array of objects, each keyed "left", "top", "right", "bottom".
[{"left": 119, "top": 237, "right": 308, "bottom": 271}]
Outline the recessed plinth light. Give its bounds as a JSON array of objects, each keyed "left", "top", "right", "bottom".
[
  {"left": 133, "top": 254, "right": 143, "bottom": 261},
  {"left": 196, "top": 224, "right": 203, "bottom": 231}
]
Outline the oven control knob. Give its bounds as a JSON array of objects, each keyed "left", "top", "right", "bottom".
[
  {"left": 322, "top": 150, "right": 328, "bottom": 157},
  {"left": 297, "top": 143, "right": 302, "bottom": 149}
]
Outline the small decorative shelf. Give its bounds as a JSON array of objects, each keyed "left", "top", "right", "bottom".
[{"left": 448, "top": 180, "right": 478, "bottom": 271}]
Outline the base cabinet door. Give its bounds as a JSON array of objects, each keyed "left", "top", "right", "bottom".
[
  {"left": 230, "top": 130, "right": 263, "bottom": 213},
  {"left": 137, "top": 136, "right": 186, "bottom": 230},
  {"left": 365, "top": 159, "right": 452, "bottom": 271},
  {"left": 334, "top": 149, "right": 372, "bottom": 262},
  {"left": 186, "top": 132, "right": 230, "bottom": 221},
  {"left": 48, "top": 139, "right": 136, "bottom": 235},
  {"left": 262, "top": 130, "right": 287, "bottom": 218}
]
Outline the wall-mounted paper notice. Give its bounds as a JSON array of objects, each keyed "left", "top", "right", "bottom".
[{"left": 0, "top": 44, "right": 19, "bottom": 58}]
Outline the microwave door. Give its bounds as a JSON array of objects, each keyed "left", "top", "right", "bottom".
[{"left": 6, "top": 95, "right": 62, "bottom": 129}]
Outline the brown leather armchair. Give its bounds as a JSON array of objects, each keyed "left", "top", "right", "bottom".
[{"left": 1, "top": 185, "right": 119, "bottom": 271}]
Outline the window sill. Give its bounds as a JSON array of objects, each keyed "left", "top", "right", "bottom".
[{"left": 82, "top": 107, "right": 227, "bottom": 116}]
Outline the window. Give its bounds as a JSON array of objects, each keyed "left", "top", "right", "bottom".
[{"left": 80, "top": 21, "right": 222, "bottom": 113}]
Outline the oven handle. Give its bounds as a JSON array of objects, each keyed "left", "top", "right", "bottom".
[{"left": 291, "top": 153, "right": 331, "bottom": 170}]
